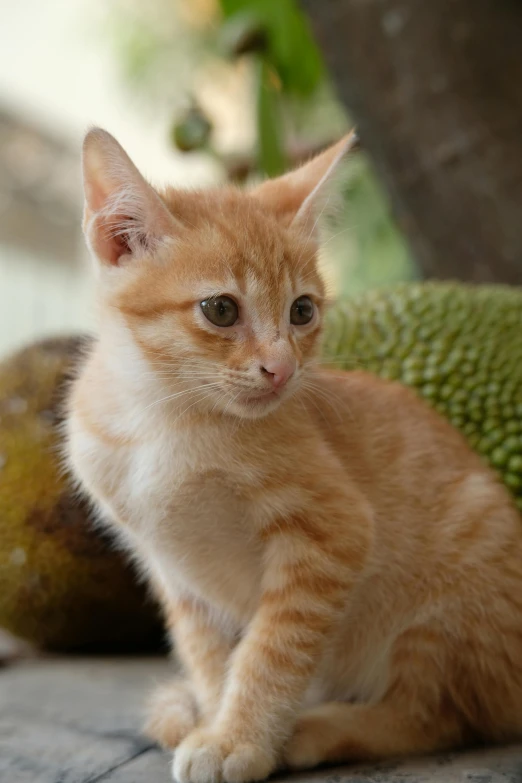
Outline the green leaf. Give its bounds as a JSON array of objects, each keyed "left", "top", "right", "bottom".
[
  {"left": 219, "top": 0, "right": 324, "bottom": 96},
  {"left": 266, "top": 1, "right": 323, "bottom": 96},
  {"left": 218, "top": 10, "right": 268, "bottom": 57},
  {"left": 257, "top": 60, "right": 286, "bottom": 176}
]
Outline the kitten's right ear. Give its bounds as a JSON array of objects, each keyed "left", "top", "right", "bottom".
[
  {"left": 251, "top": 131, "right": 357, "bottom": 240},
  {"left": 82, "top": 128, "right": 178, "bottom": 267}
]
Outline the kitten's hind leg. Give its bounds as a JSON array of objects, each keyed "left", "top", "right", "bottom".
[
  {"left": 145, "top": 677, "right": 198, "bottom": 749},
  {"left": 284, "top": 698, "right": 464, "bottom": 770},
  {"left": 285, "top": 624, "right": 467, "bottom": 769}
]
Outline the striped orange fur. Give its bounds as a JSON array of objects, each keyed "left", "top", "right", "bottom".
[{"left": 66, "top": 128, "right": 522, "bottom": 783}]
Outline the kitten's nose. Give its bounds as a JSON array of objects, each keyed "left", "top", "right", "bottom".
[{"left": 260, "top": 360, "right": 295, "bottom": 389}]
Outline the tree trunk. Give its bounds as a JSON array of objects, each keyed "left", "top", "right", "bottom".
[{"left": 302, "top": 0, "right": 522, "bottom": 284}]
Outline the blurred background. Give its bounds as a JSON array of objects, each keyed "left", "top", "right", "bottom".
[
  {"left": 3, "top": 0, "right": 522, "bottom": 362},
  {"left": 0, "top": 0, "right": 416, "bottom": 359}
]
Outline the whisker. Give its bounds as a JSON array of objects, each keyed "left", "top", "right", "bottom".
[
  {"left": 321, "top": 223, "right": 356, "bottom": 249},
  {"left": 170, "top": 389, "right": 220, "bottom": 425},
  {"left": 318, "top": 356, "right": 367, "bottom": 369},
  {"left": 302, "top": 378, "right": 353, "bottom": 423},
  {"left": 141, "top": 370, "right": 211, "bottom": 379},
  {"left": 143, "top": 383, "right": 221, "bottom": 412},
  {"left": 222, "top": 389, "right": 243, "bottom": 418},
  {"left": 300, "top": 388, "right": 330, "bottom": 425},
  {"left": 299, "top": 224, "right": 359, "bottom": 275}
]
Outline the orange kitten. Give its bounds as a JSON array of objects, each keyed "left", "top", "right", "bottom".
[{"left": 66, "top": 128, "right": 522, "bottom": 783}]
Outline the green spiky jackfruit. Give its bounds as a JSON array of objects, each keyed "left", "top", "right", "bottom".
[{"left": 323, "top": 282, "right": 522, "bottom": 512}]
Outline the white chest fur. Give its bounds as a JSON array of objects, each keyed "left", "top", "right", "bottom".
[{"left": 80, "top": 423, "right": 264, "bottom": 625}]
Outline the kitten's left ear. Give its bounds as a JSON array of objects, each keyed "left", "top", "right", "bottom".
[
  {"left": 82, "top": 128, "right": 179, "bottom": 268},
  {"left": 251, "top": 130, "right": 357, "bottom": 238}
]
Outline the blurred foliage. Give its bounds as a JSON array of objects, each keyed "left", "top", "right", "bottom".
[
  {"left": 103, "top": 0, "right": 215, "bottom": 107},
  {"left": 339, "top": 156, "right": 418, "bottom": 294},
  {"left": 220, "top": 0, "right": 324, "bottom": 95},
  {"left": 218, "top": 0, "right": 324, "bottom": 175},
  {"left": 256, "top": 60, "right": 287, "bottom": 176},
  {"left": 103, "top": 0, "right": 416, "bottom": 295}
]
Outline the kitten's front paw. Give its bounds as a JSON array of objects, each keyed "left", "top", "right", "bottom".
[
  {"left": 172, "top": 728, "right": 275, "bottom": 783},
  {"left": 144, "top": 678, "right": 198, "bottom": 749}
]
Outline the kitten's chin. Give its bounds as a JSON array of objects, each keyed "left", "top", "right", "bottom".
[{"left": 222, "top": 390, "right": 287, "bottom": 420}]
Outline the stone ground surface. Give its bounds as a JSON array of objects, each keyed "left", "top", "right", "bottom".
[{"left": 2, "top": 655, "right": 522, "bottom": 783}]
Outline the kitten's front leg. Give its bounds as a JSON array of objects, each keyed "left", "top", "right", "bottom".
[
  {"left": 146, "top": 593, "right": 234, "bottom": 749},
  {"left": 173, "top": 498, "right": 372, "bottom": 783}
]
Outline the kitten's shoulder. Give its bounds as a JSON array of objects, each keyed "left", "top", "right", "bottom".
[
  {"left": 313, "top": 367, "right": 472, "bottom": 445},
  {"left": 316, "top": 367, "right": 418, "bottom": 402}
]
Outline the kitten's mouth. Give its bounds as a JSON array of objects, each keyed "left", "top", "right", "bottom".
[
  {"left": 241, "top": 389, "right": 278, "bottom": 404},
  {"left": 225, "top": 384, "right": 295, "bottom": 417},
  {"left": 221, "top": 385, "right": 292, "bottom": 418},
  {"left": 233, "top": 388, "right": 290, "bottom": 411}
]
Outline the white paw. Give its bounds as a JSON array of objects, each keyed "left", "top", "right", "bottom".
[
  {"left": 144, "top": 679, "right": 198, "bottom": 749},
  {"left": 172, "top": 728, "right": 275, "bottom": 783}
]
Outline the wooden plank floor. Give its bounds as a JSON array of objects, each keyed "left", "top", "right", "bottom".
[{"left": 2, "top": 656, "right": 522, "bottom": 783}]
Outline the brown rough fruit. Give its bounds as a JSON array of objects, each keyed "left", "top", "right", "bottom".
[{"left": 0, "top": 336, "right": 164, "bottom": 652}]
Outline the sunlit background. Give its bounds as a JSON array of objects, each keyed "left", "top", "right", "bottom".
[{"left": 0, "top": 0, "right": 415, "bottom": 358}]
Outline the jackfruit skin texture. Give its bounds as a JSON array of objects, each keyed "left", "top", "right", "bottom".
[
  {"left": 323, "top": 282, "right": 522, "bottom": 513},
  {"left": 0, "top": 337, "right": 164, "bottom": 652}
]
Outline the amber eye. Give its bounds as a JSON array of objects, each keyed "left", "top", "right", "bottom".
[
  {"left": 200, "top": 295, "right": 239, "bottom": 327},
  {"left": 290, "top": 296, "right": 314, "bottom": 326}
]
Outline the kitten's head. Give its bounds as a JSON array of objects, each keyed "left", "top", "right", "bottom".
[{"left": 82, "top": 128, "right": 354, "bottom": 419}]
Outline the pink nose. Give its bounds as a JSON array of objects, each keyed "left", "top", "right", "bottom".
[{"left": 260, "top": 360, "right": 295, "bottom": 389}]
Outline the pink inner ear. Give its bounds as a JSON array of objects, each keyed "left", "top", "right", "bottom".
[
  {"left": 82, "top": 128, "right": 187, "bottom": 267},
  {"left": 109, "top": 232, "right": 133, "bottom": 266},
  {"left": 84, "top": 172, "right": 112, "bottom": 215},
  {"left": 89, "top": 211, "right": 135, "bottom": 266}
]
